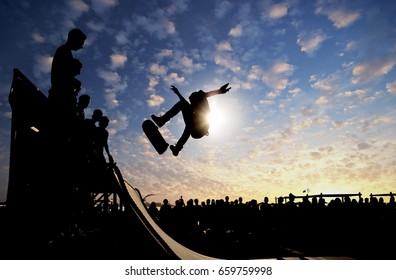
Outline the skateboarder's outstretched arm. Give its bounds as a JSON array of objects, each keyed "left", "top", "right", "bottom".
[
  {"left": 171, "top": 83, "right": 231, "bottom": 99},
  {"left": 170, "top": 85, "right": 187, "bottom": 102},
  {"left": 204, "top": 83, "right": 231, "bottom": 97}
]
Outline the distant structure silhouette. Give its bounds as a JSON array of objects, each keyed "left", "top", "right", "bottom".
[{"left": 151, "top": 83, "right": 231, "bottom": 156}]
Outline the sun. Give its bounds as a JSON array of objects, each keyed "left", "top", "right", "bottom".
[{"left": 206, "top": 100, "right": 227, "bottom": 137}]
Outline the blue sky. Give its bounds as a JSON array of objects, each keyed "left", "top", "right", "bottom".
[{"left": 0, "top": 0, "right": 395, "bottom": 204}]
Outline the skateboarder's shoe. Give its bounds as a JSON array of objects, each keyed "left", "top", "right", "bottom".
[
  {"left": 170, "top": 145, "right": 181, "bottom": 157},
  {"left": 151, "top": 114, "right": 168, "bottom": 127}
]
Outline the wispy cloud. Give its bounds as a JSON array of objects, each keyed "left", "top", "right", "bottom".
[
  {"left": 229, "top": 24, "right": 243, "bottom": 37},
  {"left": 297, "top": 30, "right": 327, "bottom": 56},
  {"left": 386, "top": 81, "right": 396, "bottom": 95},
  {"left": 91, "top": 0, "right": 119, "bottom": 14},
  {"left": 97, "top": 69, "right": 127, "bottom": 108},
  {"left": 214, "top": 0, "right": 233, "bottom": 19},
  {"left": 262, "top": 61, "right": 294, "bottom": 93},
  {"left": 67, "top": 0, "right": 90, "bottom": 19},
  {"left": 316, "top": 5, "right": 360, "bottom": 29},
  {"left": 352, "top": 56, "right": 396, "bottom": 85},
  {"left": 214, "top": 54, "right": 241, "bottom": 73},
  {"left": 265, "top": 3, "right": 289, "bottom": 20},
  {"left": 110, "top": 53, "right": 128, "bottom": 70},
  {"left": 31, "top": 32, "right": 45, "bottom": 43},
  {"left": 147, "top": 93, "right": 165, "bottom": 108},
  {"left": 86, "top": 20, "right": 106, "bottom": 32},
  {"left": 33, "top": 54, "right": 52, "bottom": 80},
  {"left": 216, "top": 41, "right": 233, "bottom": 52},
  {"left": 310, "top": 74, "right": 339, "bottom": 92}
]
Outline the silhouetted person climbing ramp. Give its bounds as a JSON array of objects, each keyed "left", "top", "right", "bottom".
[{"left": 151, "top": 83, "right": 231, "bottom": 156}]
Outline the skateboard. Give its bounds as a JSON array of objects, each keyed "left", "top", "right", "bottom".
[{"left": 142, "top": 119, "right": 169, "bottom": 154}]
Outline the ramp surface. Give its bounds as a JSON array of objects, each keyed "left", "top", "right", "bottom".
[{"left": 112, "top": 165, "right": 216, "bottom": 260}]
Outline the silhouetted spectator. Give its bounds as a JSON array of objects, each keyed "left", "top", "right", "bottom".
[
  {"left": 48, "top": 28, "right": 86, "bottom": 145},
  {"left": 159, "top": 199, "right": 172, "bottom": 225},
  {"left": 70, "top": 94, "right": 91, "bottom": 182},
  {"left": 76, "top": 94, "right": 90, "bottom": 122},
  {"left": 84, "top": 109, "right": 103, "bottom": 163},
  {"left": 93, "top": 116, "right": 114, "bottom": 167},
  {"left": 260, "top": 196, "right": 271, "bottom": 211},
  {"left": 148, "top": 202, "right": 159, "bottom": 222}
]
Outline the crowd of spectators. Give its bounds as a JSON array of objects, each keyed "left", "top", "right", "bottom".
[{"left": 146, "top": 193, "right": 396, "bottom": 259}]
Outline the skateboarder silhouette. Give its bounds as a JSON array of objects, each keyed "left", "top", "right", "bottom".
[{"left": 150, "top": 83, "right": 231, "bottom": 156}]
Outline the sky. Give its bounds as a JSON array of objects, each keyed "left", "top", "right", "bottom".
[{"left": 0, "top": 0, "right": 396, "bottom": 205}]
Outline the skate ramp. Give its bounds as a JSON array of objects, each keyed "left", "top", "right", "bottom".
[{"left": 112, "top": 165, "right": 216, "bottom": 260}]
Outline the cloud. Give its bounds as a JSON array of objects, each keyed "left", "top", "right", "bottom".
[
  {"left": 297, "top": 31, "right": 327, "bottom": 56},
  {"left": 216, "top": 41, "right": 233, "bottom": 52},
  {"left": 214, "top": 54, "right": 241, "bottom": 73},
  {"left": 33, "top": 54, "right": 52, "bottom": 79},
  {"left": 32, "top": 32, "right": 45, "bottom": 43},
  {"left": 259, "top": 99, "right": 274, "bottom": 105},
  {"left": 310, "top": 74, "right": 338, "bottom": 92},
  {"left": 147, "top": 76, "right": 159, "bottom": 93},
  {"left": 67, "top": 0, "right": 89, "bottom": 19},
  {"left": 267, "top": 91, "right": 279, "bottom": 99},
  {"left": 229, "top": 24, "right": 243, "bottom": 37},
  {"left": 214, "top": 0, "right": 233, "bottom": 19},
  {"left": 352, "top": 58, "right": 396, "bottom": 85},
  {"left": 91, "top": 0, "right": 119, "bottom": 14},
  {"left": 332, "top": 120, "right": 348, "bottom": 129},
  {"left": 301, "top": 105, "right": 314, "bottom": 116},
  {"left": 386, "top": 81, "right": 396, "bottom": 95},
  {"left": 98, "top": 69, "right": 121, "bottom": 85},
  {"left": 262, "top": 62, "right": 294, "bottom": 92},
  {"left": 247, "top": 65, "right": 262, "bottom": 81},
  {"left": 163, "top": 72, "right": 185, "bottom": 84},
  {"left": 357, "top": 142, "right": 372, "bottom": 150},
  {"left": 86, "top": 20, "right": 106, "bottom": 32},
  {"left": 109, "top": 111, "right": 128, "bottom": 134},
  {"left": 134, "top": 3, "right": 181, "bottom": 40},
  {"left": 147, "top": 93, "right": 165, "bottom": 107},
  {"left": 114, "top": 31, "right": 130, "bottom": 46},
  {"left": 310, "top": 151, "right": 322, "bottom": 160},
  {"left": 97, "top": 69, "right": 127, "bottom": 108},
  {"left": 166, "top": 51, "right": 205, "bottom": 75},
  {"left": 315, "top": 96, "right": 329, "bottom": 105},
  {"left": 103, "top": 89, "right": 119, "bottom": 108},
  {"left": 156, "top": 49, "right": 173, "bottom": 61},
  {"left": 150, "top": 63, "right": 168, "bottom": 75},
  {"left": 316, "top": 6, "right": 360, "bottom": 29},
  {"left": 289, "top": 87, "right": 302, "bottom": 97},
  {"left": 266, "top": 3, "right": 288, "bottom": 19},
  {"left": 110, "top": 53, "right": 128, "bottom": 69}
]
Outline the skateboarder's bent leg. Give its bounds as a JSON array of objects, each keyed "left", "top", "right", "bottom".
[
  {"left": 151, "top": 99, "right": 191, "bottom": 127},
  {"left": 170, "top": 125, "right": 191, "bottom": 156},
  {"left": 151, "top": 99, "right": 193, "bottom": 156}
]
